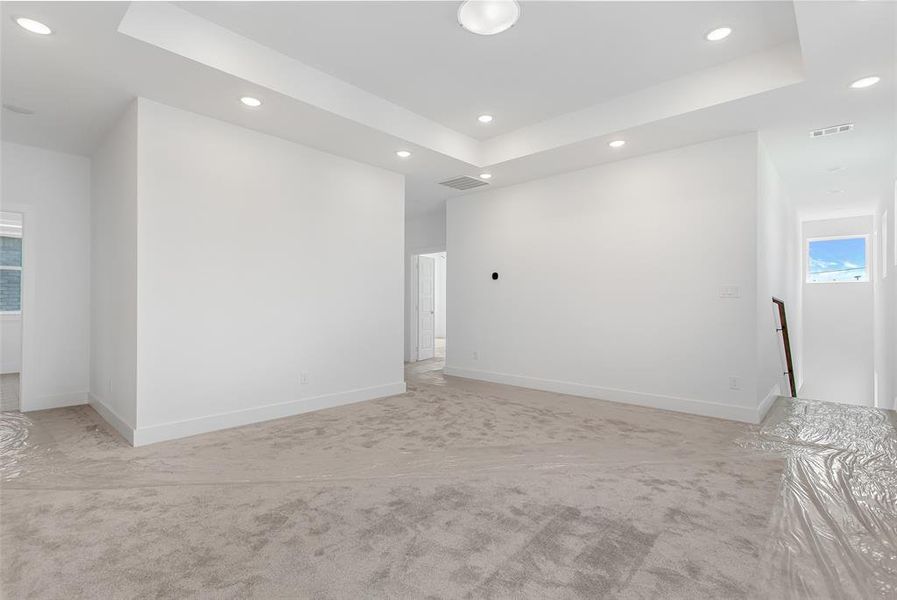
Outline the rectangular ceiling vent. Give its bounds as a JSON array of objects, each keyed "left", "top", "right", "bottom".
[
  {"left": 809, "top": 123, "right": 853, "bottom": 138},
  {"left": 439, "top": 175, "right": 490, "bottom": 191}
]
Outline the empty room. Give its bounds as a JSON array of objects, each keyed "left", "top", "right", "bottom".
[{"left": 1, "top": 1, "right": 895, "bottom": 599}]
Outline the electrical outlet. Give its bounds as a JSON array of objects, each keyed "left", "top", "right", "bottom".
[
  {"left": 728, "top": 377, "right": 741, "bottom": 390},
  {"left": 300, "top": 373, "right": 309, "bottom": 385},
  {"left": 472, "top": 351, "right": 478, "bottom": 360}
]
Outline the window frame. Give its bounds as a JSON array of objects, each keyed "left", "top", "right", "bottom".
[
  {"left": 805, "top": 234, "right": 870, "bottom": 285},
  {"left": 0, "top": 233, "right": 23, "bottom": 314}
]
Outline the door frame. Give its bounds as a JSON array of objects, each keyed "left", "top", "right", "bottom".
[
  {"left": 408, "top": 246, "right": 444, "bottom": 363},
  {"left": 416, "top": 254, "right": 437, "bottom": 361},
  {"left": 1, "top": 203, "right": 35, "bottom": 411}
]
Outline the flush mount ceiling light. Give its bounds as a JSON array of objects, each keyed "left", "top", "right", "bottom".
[
  {"left": 479, "top": 173, "right": 493, "bottom": 179},
  {"left": 478, "top": 114, "right": 494, "bottom": 124},
  {"left": 240, "top": 96, "right": 262, "bottom": 108},
  {"left": 458, "top": 1, "right": 520, "bottom": 36},
  {"left": 608, "top": 140, "right": 626, "bottom": 148},
  {"left": 396, "top": 150, "right": 412, "bottom": 158},
  {"left": 850, "top": 75, "right": 880, "bottom": 89},
  {"left": 15, "top": 17, "right": 52, "bottom": 35},
  {"left": 705, "top": 26, "right": 732, "bottom": 41}
]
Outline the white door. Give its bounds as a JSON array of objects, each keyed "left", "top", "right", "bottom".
[{"left": 417, "top": 255, "right": 436, "bottom": 361}]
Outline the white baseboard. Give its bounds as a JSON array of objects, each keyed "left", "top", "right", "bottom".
[
  {"left": 24, "top": 391, "right": 88, "bottom": 411},
  {"left": 131, "top": 382, "right": 406, "bottom": 447},
  {"left": 443, "top": 366, "right": 762, "bottom": 423},
  {"left": 88, "top": 393, "right": 135, "bottom": 445},
  {"left": 756, "top": 383, "right": 781, "bottom": 423}
]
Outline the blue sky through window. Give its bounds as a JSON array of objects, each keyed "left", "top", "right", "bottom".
[{"left": 808, "top": 237, "right": 867, "bottom": 283}]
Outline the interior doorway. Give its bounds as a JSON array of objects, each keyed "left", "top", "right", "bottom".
[
  {"left": 413, "top": 251, "right": 446, "bottom": 365},
  {"left": 0, "top": 211, "right": 24, "bottom": 412}
]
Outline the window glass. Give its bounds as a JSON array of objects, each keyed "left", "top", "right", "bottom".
[
  {"left": 0, "top": 269, "right": 21, "bottom": 312},
  {"left": 0, "top": 236, "right": 22, "bottom": 311},
  {"left": 807, "top": 237, "right": 868, "bottom": 283},
  {"left": 0, "top": 236, "right": 22, "bottom": 267}
]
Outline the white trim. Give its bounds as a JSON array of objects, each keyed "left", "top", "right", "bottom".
[
  {"left": 25, "top": 391, "right": 88, "bottom": 411},
  {"left": 881, "top": 210, "right": 888, "bottom": 279},
  {"left": 443, "top": 366, "right": 764, "bottom": 423},
  {"left": 130, "top": 382, "right": 406, "bottom": 447},
  {"left": 88, "top": 393, "right": 135, "bottom": 445},
  {"left": 407, "top": 245, "right": 446, "bottom": 363},
  {"left": 757, "top": 383, "right": 781, "bottom": 423},
  {"left": 409, "top": 255, "right": 419, "bottom": 362}
]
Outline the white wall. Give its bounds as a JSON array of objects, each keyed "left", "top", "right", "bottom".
[
  {"left": 1, "top": 142, "right": 91, "bottom": 410},
  {"left": 130, "top": 99, "right": 404, "bottom": 444},
  {"left": 756, "top": 141, "right": 799, "bottom": 407},
  {"left": 446, "top": 134, "right": 767, "bottom": 422},
  {"left": 404, "top": 207, "right": 445, "bottom": 360},
  {"left": 800, "top": 216, "right": 874, "bottom": 406},
  {"left": 90, "top": 103, "right": 139, "bottom": 432},
  {"left": 891, "top": 188, "right": 897, "bottom": 410},
  {"left": 890, "top": 197, "right": 897, "bottom": 410}
]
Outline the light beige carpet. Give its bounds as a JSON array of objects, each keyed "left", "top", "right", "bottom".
[{"left": 1, "top": 365, "right": 893, "bottom": 599}]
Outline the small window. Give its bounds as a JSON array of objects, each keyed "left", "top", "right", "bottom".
[
  {"left": 0, "top": 235, "right": 22, "bottom": 312},
  {"left": 807, "top": 236, "right": 868, "bottom": 283}
]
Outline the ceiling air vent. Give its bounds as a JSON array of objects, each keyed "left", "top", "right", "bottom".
[
  {"left": 439, "top": 175, "right": 490, "bottom": 191},
  {"left": 809, "top": 123, "right": 853, "bottom": 138}
]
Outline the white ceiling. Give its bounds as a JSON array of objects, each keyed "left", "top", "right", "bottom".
[
  {"left": 1, "top": 1, "right": 894, "bottom": 221},
  {"left": 178, "top": 1, "right": 798, "bottom": 139}
]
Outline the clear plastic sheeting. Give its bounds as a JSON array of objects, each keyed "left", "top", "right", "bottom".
[
  {"left": 742, "top": 398, "right": 897, "bottom": 600},
  {"left": 0, "top": 411, "right": 34, "bottom": 480}
]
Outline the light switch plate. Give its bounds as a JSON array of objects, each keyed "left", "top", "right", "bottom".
[{"left": 719, "top": 286, "right": 741, "bottom": 298}]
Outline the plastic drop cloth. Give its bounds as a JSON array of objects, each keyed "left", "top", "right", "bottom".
[{"left": 740, "top": 398, "right": 897, "bottom": 599}]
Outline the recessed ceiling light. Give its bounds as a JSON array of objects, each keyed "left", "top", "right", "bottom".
[
  {"left": 478, "top": 114, "right": 494, "bottom": 124},
  {"left": 850, "top": 76, "right": 880, "bottom": 89},
  {"left": 240, "top": 96, "right": 262, "bottom": 108},
  {"left": 826, "top": 166, "right": 845, "bottom": 173},
  {"left": 608, "top": 140, "right": 626, "bottom": 148},
  {"left": 705, "top": 27, "right": 732, "bottom": 42},
  {"left": 15, "top": 17, "right": 52, "bottom": 35},
  {"left": 828, "top": 189, "right": 844, "bottom": 194},
  {"left": 479, "top": 173, "right": 493, "bottom": 179},
  {"left": 396, "top": 150, "right": 412, "bottom": 158},
  {"left": 458, "top": 0, "right": 520, "bottom": 36}
]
